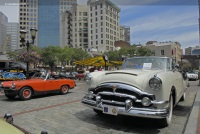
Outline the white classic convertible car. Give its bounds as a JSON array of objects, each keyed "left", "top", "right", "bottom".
[
  {"left": 82, "top": 56, "right": 189, "bottom": 127},
  {"left": 187, "top": 71, "right": 198, "bottom": 81}
]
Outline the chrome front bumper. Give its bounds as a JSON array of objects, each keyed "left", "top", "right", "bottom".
[{"left": 82, "top": 97, "right": 169, "bottom": 119}]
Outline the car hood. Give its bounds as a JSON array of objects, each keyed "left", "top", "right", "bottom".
[
  {"left": 0, "top": 119, "right": 23, "bottom": 134},
  {"left": 1, "top": 78, "right": 42, "bottom": 87},
  {"left": 92, "top": 69, "right": 163, "bottom": 91}
]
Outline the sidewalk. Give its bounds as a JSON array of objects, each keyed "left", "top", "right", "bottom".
[{"left": 184, "top": 85, "right": 200, "bottom": 134}]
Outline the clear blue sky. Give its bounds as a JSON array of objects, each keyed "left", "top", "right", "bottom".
[{"left": 0, "top": 0, "right": 199, "bottom": 50}]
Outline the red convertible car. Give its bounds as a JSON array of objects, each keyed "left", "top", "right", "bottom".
[{"left": 0, "top": 72, "right": 76, "bottom": 100}]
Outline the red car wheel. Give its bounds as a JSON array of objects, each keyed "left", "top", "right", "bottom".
[
  {"left": 60, "top": 85, "right": 69, "bottom": 95},
  {"left": 19, "top": 87, "right": 32, "bottom": 100}
]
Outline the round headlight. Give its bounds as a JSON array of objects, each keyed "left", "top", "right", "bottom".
[
  {"left": 11, "top": 83, "right": 15, "bottom": 89},
  {"left": 149, "top": 77, "right": 162, "bottom": 90},
  {"left": 84, "top": 73, "right": 92, "bottom": 84},
  {"left": 96, "top": 96, "right": 101, "bottom": 104},
  {"left": 142, "top": 97, "right": 151, "bottom": 106},
  {"left": 87, "top": 91, "right": 94, "bottom": 99}
]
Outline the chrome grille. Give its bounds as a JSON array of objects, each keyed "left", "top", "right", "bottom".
[{"left": 94, "top": 83, "right": 155, "bottom": 108}]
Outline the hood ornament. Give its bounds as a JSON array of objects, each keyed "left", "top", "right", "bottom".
[{"left": 112, "top": 84, "right": 117, "bottom": 92}]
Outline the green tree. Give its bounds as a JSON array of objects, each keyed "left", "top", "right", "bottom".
[
  {"left": 7, "top": 48, "right": 41, "bottom": 67},
  {"left": 104, "top": 46, "right": 152, "bottom": 61},
  {"left": 41, "top": 46, "right": 60, "bottom": 71},
  {"left": 71, "top": 48, "right": 91, "bottom": 61},
  {"left": 6, "top": 50, "right": 19, "bottom": 60},
  {"left": 57, "top": 46, "right": 74, "bottom": 68}
]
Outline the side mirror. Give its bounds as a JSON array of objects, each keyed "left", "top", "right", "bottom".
[{"left": 4, "top": 113, "right": 13, "bottom": 124}]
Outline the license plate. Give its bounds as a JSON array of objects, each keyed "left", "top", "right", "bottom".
[{"left": 103, "top": 105, "right": 118, "bottom": 115}]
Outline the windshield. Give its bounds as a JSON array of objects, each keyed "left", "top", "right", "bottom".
[
  {"left": 122, "top": 57, "right": 171, "bottom": 70},
  {"left": 32, "top": 71, "right": 47, "bottom": 79}
]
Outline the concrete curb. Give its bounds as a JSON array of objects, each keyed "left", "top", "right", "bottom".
[{"left": 184, "top": 88, "right": 200, "bottom": 134}]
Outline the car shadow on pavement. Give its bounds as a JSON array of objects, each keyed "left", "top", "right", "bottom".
[
  {"left": 75, "top": 109, "right": 162, "bottom": 134},
  {"left": 173, "top": 104, "right": 192, "bottom": 117}
]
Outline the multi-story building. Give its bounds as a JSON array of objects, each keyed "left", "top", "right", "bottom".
[
  {"left": 120, "top": 26, "right": 130, "bottom": 44},
  {"left": 145, "top": 41, "right": 182, "bottom": 62},
  {"left": 185, "top": 46, "right": 200, "bottom": 55},
  {"left": 6, "top": 22, "right": 20, "bottom": 51},
  {"left": 87, "top": 0, "right": 121, "bottom": 52},
  {"left": 0, "top": 12, "right": 8, "bottom": 54},
  {"left": 72, "top": 5, "right": 89, "bottom": 50},
  {"left": 60, "top": 10, "right": 73, "bottom": 48},
  {"left": 19, "top": 0, "right": 77, "bottom": 47}
]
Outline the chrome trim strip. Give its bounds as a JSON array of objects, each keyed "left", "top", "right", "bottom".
[
  {"left": 82, "top": 98, "right": 168, "bottom": 119},
  {"left": 97, "top": 83, "right": 154, "bottom": 98},
  {"left": 101, "top": 99, "right": 125, "bottom": 105},
  {"left": 97, "top": 92, "right": 137, "bottom": 100}
]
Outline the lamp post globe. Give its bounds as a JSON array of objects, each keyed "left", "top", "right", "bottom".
[
  {"left": 20, "top": 30, "right": 27, "bottom": 47},
  {"left": 30, "top": 28, "right": 38, "bottom": 41},
  {"left": 19, "top": 28, "right": 37, "bottom": 79}
]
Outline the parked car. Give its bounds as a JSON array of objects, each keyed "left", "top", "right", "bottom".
[
  {"left": 72, "top": 71, "right": 85, "bottom": 80},
  {"left": 1, "top": 113, "right": 48, "bottom": 133},
  {"left": 0, "top": 71, "right": 76, "bottom": 100},
  {"left": 187, "top": 71, "right": 198, "bottom": 81},
  {"left": 75, "top": 73, "right": 85, "bottom": 80},
  {"left": 0, "top": 114, "right": 28, "bottom": 134},
  {"left": 59, "top": 72, "right": 76, "bottom": 80},
  {"left": 82, "top": 56, "right": 189, "bottom": 127},
  {"left": 0, "top": 60, "right": 38, "bottom": 77}
]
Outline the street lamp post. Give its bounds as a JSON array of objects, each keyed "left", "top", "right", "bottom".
[
  {"left": 103, "top": 55, "right": 108, "bottom": 70},
  {"left": 20, "top": 28, "right": 38, "bottom": 79}
]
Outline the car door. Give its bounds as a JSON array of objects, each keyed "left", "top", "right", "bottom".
[{"left": 43, "top": 74, "right": 60, "bottom": 91}]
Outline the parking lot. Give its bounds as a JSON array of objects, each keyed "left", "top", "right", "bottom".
[{"left": 0, "top": 80, "right": 198, "bottom": 134}]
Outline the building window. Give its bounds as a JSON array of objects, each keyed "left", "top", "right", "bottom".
[
  {"left": 161, "top": 50, "right": 165, "bottom": 55},
  {"left": 83, "top": 12, "right": 87, "bottom": 16}
]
